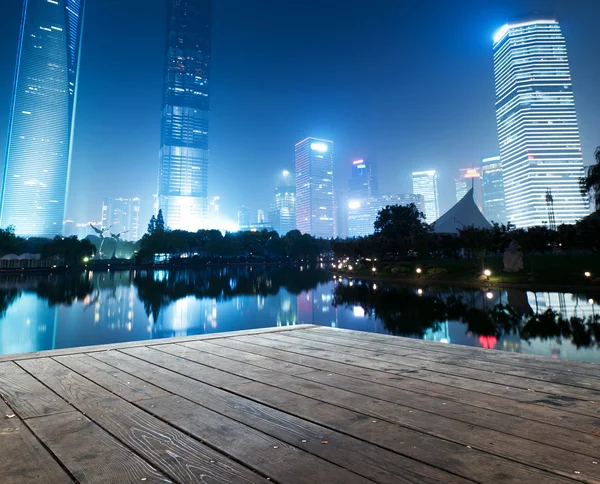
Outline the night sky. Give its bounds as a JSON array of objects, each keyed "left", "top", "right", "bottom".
[{"left": 0, "top": 0, "right": 599, "bottom": 228}]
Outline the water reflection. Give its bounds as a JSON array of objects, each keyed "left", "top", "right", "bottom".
[{"left": 0, "top": 269, "right": 598, "bottom": 363}]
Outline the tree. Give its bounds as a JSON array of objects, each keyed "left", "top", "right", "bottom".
[
  {"left": 373, "top": 204, "right": 430, "bottom": 257},
  {"left": 581, "top": 146, "right": 600, "bottom": 211},
  {"left": 147, "top": 215, "right": 157, "bottom": 235},
  {"left": 156, "top": 209, "right": 166, "bottom": 232}
]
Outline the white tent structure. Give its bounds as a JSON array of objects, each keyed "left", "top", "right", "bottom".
[{"left": 432, "top": 188, "right": 492, "bottom": 234}]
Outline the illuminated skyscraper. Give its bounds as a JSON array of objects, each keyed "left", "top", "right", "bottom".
[
  {"left": 158, "top": 0, "right": 211, "bottom": 231},
  {"left": 493, "top": 19, "right": 589, "bottom": 227},
  {"left": 455, "top": 168, "right": 483, "bottom": 210},
  {"left": 270, "top": 170, "right": 296, "bottom": 236},
  {"left": 481, "top": 155, "right": 507, "bottom": 224},
  {"left": 101, "top": 198, "right": 141, "bottom": 241},
  {"left": 0, "top": 0, "right": 85, "bottom": 237},
  {"left": 412, "top": 170, "right": 440, "bottom": 222},
  {"left": 295, "top": 138, "right": 334, "bottom": 238},
  {"left": 348, "top": 159, "right": 378, "bottom": 198},
  {"left": 237, "top": 206, "right": 250, "bottom": 229}
]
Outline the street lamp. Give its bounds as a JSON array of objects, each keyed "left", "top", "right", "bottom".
[
  {"left": 417, "top": 288, "right": 423, "bottom": 296},
  {"left": 372, "top": 267, "right": 377, "bottom": 273},
  {"left": 416, "top": 268, "right": 422, "bottom": 276},
  {"left": 83, "top": 257, "right": 90, "bottom": 263},
  {"left": 483, "top": 269, "right": 491, "bottom": 281},
  {"left": 584, "top": 271, "right": 591, "bottom": 278},
  {"left": 348, "top": 265, "right": 353, "bottom": 271}
]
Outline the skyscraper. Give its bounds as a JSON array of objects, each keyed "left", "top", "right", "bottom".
[
  {"left": 270, "top": 170, "right": 296, "bottom": 236},
  {"left": 295, "top": 138, "right": 334, "bottom": 238},
  {"left": 0, "top": 0, "right": 85, "bottom": 237},
  {"left": 493, "top": 19, "right": 589, "bottom": 228},
  {"left": 481, "top": 155, "right": 507, "bottom": 224},
  {"left": 412, "top": 170, "right": 440, "bottom": 222},
  {"left": 348, "top": 159, "right": 378, "bottom": 198},
  {"left": 158, "top": 0, "right": 211, "bottom": 232},
  {"left": 101, "top": 198, "right": 141, "bottom": 241},
  {"left": 237, "top": 206, "right": 250, "bottom": 229}
]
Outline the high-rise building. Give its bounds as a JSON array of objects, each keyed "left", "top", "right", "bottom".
[
  {"left": 455, "top": 168, "right": 483, "bottom": 210},
  {"left": 237, "top": 206, "right": 250, "bottom": 229},
  {"left": 481, "top": 155, "right": 507, "bottom": 224},
  {"left": 493, "top": 19, "right": 589, "bottom": 228},
  {"left": 208, "top": 196, "right": 220, "bottom": 225},
  {"left": 295, "top": 137, "right": 334, "bottom": 238},
  {"left": 257, "top": 209, "right": 265, "bottom": 224},
  {"left": 348, "top": 159, "right": 378, "bottom": 198},
  {"left": 0, "top": 0, "right": 85, "bottom": 237},
  {"left": 412, "top": 170, "right": 440, "bottom": 222},
  {"left": 347, "top": 193, "right": 425, "bottom": 238},
  {"left": 270, "top": 170, "right": 296, "bottom": 236},
  {"left": 158, "top": 0, "right": 211, "bottom": 232},
  {"left": 101, "top": 198, "right": 141, "bottom": 241}
]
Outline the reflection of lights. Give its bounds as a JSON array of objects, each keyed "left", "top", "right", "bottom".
[
  {"left": 126, "top": 322, "right": 132, "bottom": 331},
  {"left": 417, "top": 288, "right": 423, "bottom": 295},
  {"left": 440, "top": 338, "right": 450, "bottom": 344},
  {"left": 478, "top": 335, "right": 497, "bottom": 349},
  {"left": 353, "top": 306, "right": 365, "bottom": 318},
  {"left": 349, "top": 281, "right": 354, "bottom": 287},
  {"left": 486, "top": 292, "right": 494, "bottom": 300},
  {"left": 589, "top": 299, "right": 595, "bottom": 305},
  {"left": 373, "top": 283, "right": 377, "bottom": 290}
]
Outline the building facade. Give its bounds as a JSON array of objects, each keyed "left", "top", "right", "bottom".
[
  {"left": 348, "top": 159, "right": 378, "bottom": 198},
  {"left": 411, "top": 170, "right": 440, "bottom": 222},
  {"left": 295, "top": 138, "right": 334, "bottom": 238},
  {"left": 493, "top": 19, "right": 589, "bottom": 228},
  {"left": 237, "top": 206, "right": 250, "bottom": 229},
  {"left": 348, "top": 193, "right": 425, "bottom": 238},
  {"left": 270, "top": 170, "right": 296, "bottom": 236},
  {"left": 481, "top": 155, "right": 507, "bottom": 224},
  {"left": 100, "top": 198, "right": 141, "bottom": 241},
  {"left": 0, "top": 0, "right": 85, "bottom": 237},
  {"left": 158, "top": 0, "right": 211, "bottom": 231}
]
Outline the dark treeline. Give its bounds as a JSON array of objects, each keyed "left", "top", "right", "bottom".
[
  {"left": 331, "top": 204, "right": 600, "bottom": 261},
  {"left": 333, "top": 282, "right": 600, "bottom": 349}
]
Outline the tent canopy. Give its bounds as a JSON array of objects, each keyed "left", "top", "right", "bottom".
[{"left": 432, "top": 188, "right": 492, "bottom": 234}]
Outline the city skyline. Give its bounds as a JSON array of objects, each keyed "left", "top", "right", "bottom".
[{"left": 0, "top": 1, "right": 599, "bottom": 235}]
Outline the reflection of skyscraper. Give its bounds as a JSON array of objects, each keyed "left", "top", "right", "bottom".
[
  {"left": 493, "top": 19, "right": 589, "bottom": 228},
  {"left": 158, "top": 0, "right": 211, "bottom": 231},
  {"left": 270, "top": 170, "right": 296, "bottom": 236},
  {"left": 0, "top": 0, "right": 85, "bottom": 237},
  {"left": 481, "top": 155, "right": 506, "bottom": 224},
  {"left": 412, "top": 170, "right": 440, "bottom": 222},
  {"left": 101, "top": 198, "right": 141, "bottom": 241},
  {"left": 295, "top": 137, "right": 334, "bottom": 238}
]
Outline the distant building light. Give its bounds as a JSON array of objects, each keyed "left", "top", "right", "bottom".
[
  {"left": 310, "top": 142, "right": 328, "bottom": 152},
  {"left": 352, "top": 159, "right": 364, "bottom": 165},
  {"left": 348, "top": 200, "right": 361, "bottom": 209},
  {"left": 356, "top": 164, "right": 366, "bottom": 169}
]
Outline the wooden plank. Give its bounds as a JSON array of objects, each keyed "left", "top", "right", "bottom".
[
  {"left": 26, "top": 411, "right": 171, "bottom": 483},
  {"left": 53, "top": 354, "right": 171, "bottom": 402},
  {"left": 117, "top": 345, "right": 597, "bottom": 484},
  {"left": 207, "top": 337, "right": 600, "bottom": 435},
  {"left": 291, "top": 329, "right": 600, "bottom": 390},
  {"left": 0, "top": 324, "right": 318, "bottom": 362},
  {"left": 0, "top": 399, "right": 74, "bottom": 483},
  {"left": 137, "top": 394, "right": 372, "bottom": 484},
  {"left": 0, "top": 361, "right": 73, "bottom": 419},
  {"left": 89, "top": 350, "right": 471, "bottom": 484},
  {"left": 16, "top": 357, "right": 267, "bottom": 484},
  {"left": 245, "top": 333, "right": 600, "bottom": 417},
  {"left": 185, "top": 340, "right": 600, "bottom": 455},
  {"left": 306, "top": 327, "right": 600, "bottom": 378}
]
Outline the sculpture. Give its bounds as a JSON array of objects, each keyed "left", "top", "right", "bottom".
[
  {"left": 503, "top": 240, "right": 524, "bottom": 272},
  {"left": 89, "top": 223, "right": 112, "bottom": 256}
]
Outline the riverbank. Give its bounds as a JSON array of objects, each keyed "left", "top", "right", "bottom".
[{"left": 335, "top": 253, "right": 600, "bottom": 292}]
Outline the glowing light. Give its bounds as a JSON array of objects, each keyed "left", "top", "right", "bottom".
[
  {"left": 417, "top": 288, "right": 423, "bottom": 295},
  {"left": 356, "top": 164, "right": 366, "bottom": 169},
  {"left": 353, "top": 306, "right": 365, "bottom": 318},
  {"left": 416, "top": 268, "right": 422, "bottom": 274},
  {"left": 372, "top": 267, "right": 377, "bottom": 272},
  {"left": 352, "top": 159, "right": 364, "bottom": 165},
  {"left": 310, "top": 142, "right": 328, "bottom": 152},
  {"left": 338, "top": 263, "right": 343, "bottom": 269},
  {"left": 82, "top": 257, "right": 89, "bottom": 263},
  {"left": 463, "top": 168, "right": 481, "bottom": 178},
  {"left": 282, "top": 170, "right": 290, "bottom": 177},
  {"left": 348, "top": 265, "right": 353, "bottom": 271},
  {"left": 348, "top": 200, "right": 361, "bottom": 209},
  {"left": 584, "top": 271, "right": 591, "bottom": 278},
  {"left": 493, "top": 19, "right": 557, "bottom": 43},
  {"left": 589, "top": 299, "right": 595, "bottom": 305},
  {"left": 372, "top": 284, "right": 377, "bottom": 290},
  {"left": 440, "top": 338, "right": 450, "bottom": 344},
  {"left": 486, "top": 292, "right": 494, "bottom": 300},
  {"left": 484, "top": 269, "right": 492, "bottom": 277}
]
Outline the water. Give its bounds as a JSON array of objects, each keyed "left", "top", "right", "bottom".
[{"left": 0, "top": 267, "right": 598, "bottom": 363}]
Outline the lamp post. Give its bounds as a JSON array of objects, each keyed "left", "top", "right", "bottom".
[
  {"left": 483, "top": 269, "right": 491, "bottom": 281},
  {"left": 416, "top": 267, "right": 422, "bottom": 279}
]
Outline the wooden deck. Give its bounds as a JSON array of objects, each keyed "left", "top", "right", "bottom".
[{"left": 0, "top": 325, "right": 599, "bottom": 484}]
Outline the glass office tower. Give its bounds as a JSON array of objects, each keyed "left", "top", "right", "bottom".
[
  {"left": 411, "top": 170, "right": 440, "bottom": 222},
  {"left": 158, "top": 0, "right": 211, "bottom": 231},
  {"left": 295, "top": 137, "right": 334, "bottom": 238},
  {"left": 0, "top": 0, "right": 85, "bottom": 237},
  {"left": 348, "top": 159, "right": 378, "bottom": 198},
  {"left": 481, "top": 155, "right": 507, "bottom": 224},
  {"left": 494, "top": 19, "right": 589, "bottom": 227}
]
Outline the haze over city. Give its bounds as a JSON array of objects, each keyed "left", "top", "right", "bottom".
[{"left": 0, "top": 0, "right": 599, "bottom": 231}]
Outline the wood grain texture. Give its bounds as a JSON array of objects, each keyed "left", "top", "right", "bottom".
[
  {"left": 0, "top": 361, "right": 73, "bottom": 419},
  {"left": 238, "top": 333, "right": 600, "bottom": 417},
  {"left": 120, "top": 345, "right": 593, "bottom": 484},
  {"left": 17, "top": 357, "right": 266, "bottom": 484},
  {"left": 91, "top": 349, "right": 471, "bottom": 484},
  {"left": 0, "top": 399, "right": 74, "bottom": 484},
  {"left": 207, "top": 337, "right": 600, "bottom": 434},
  {"left": 27, "top": 410, "right": 171, "bottom": 483}
]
